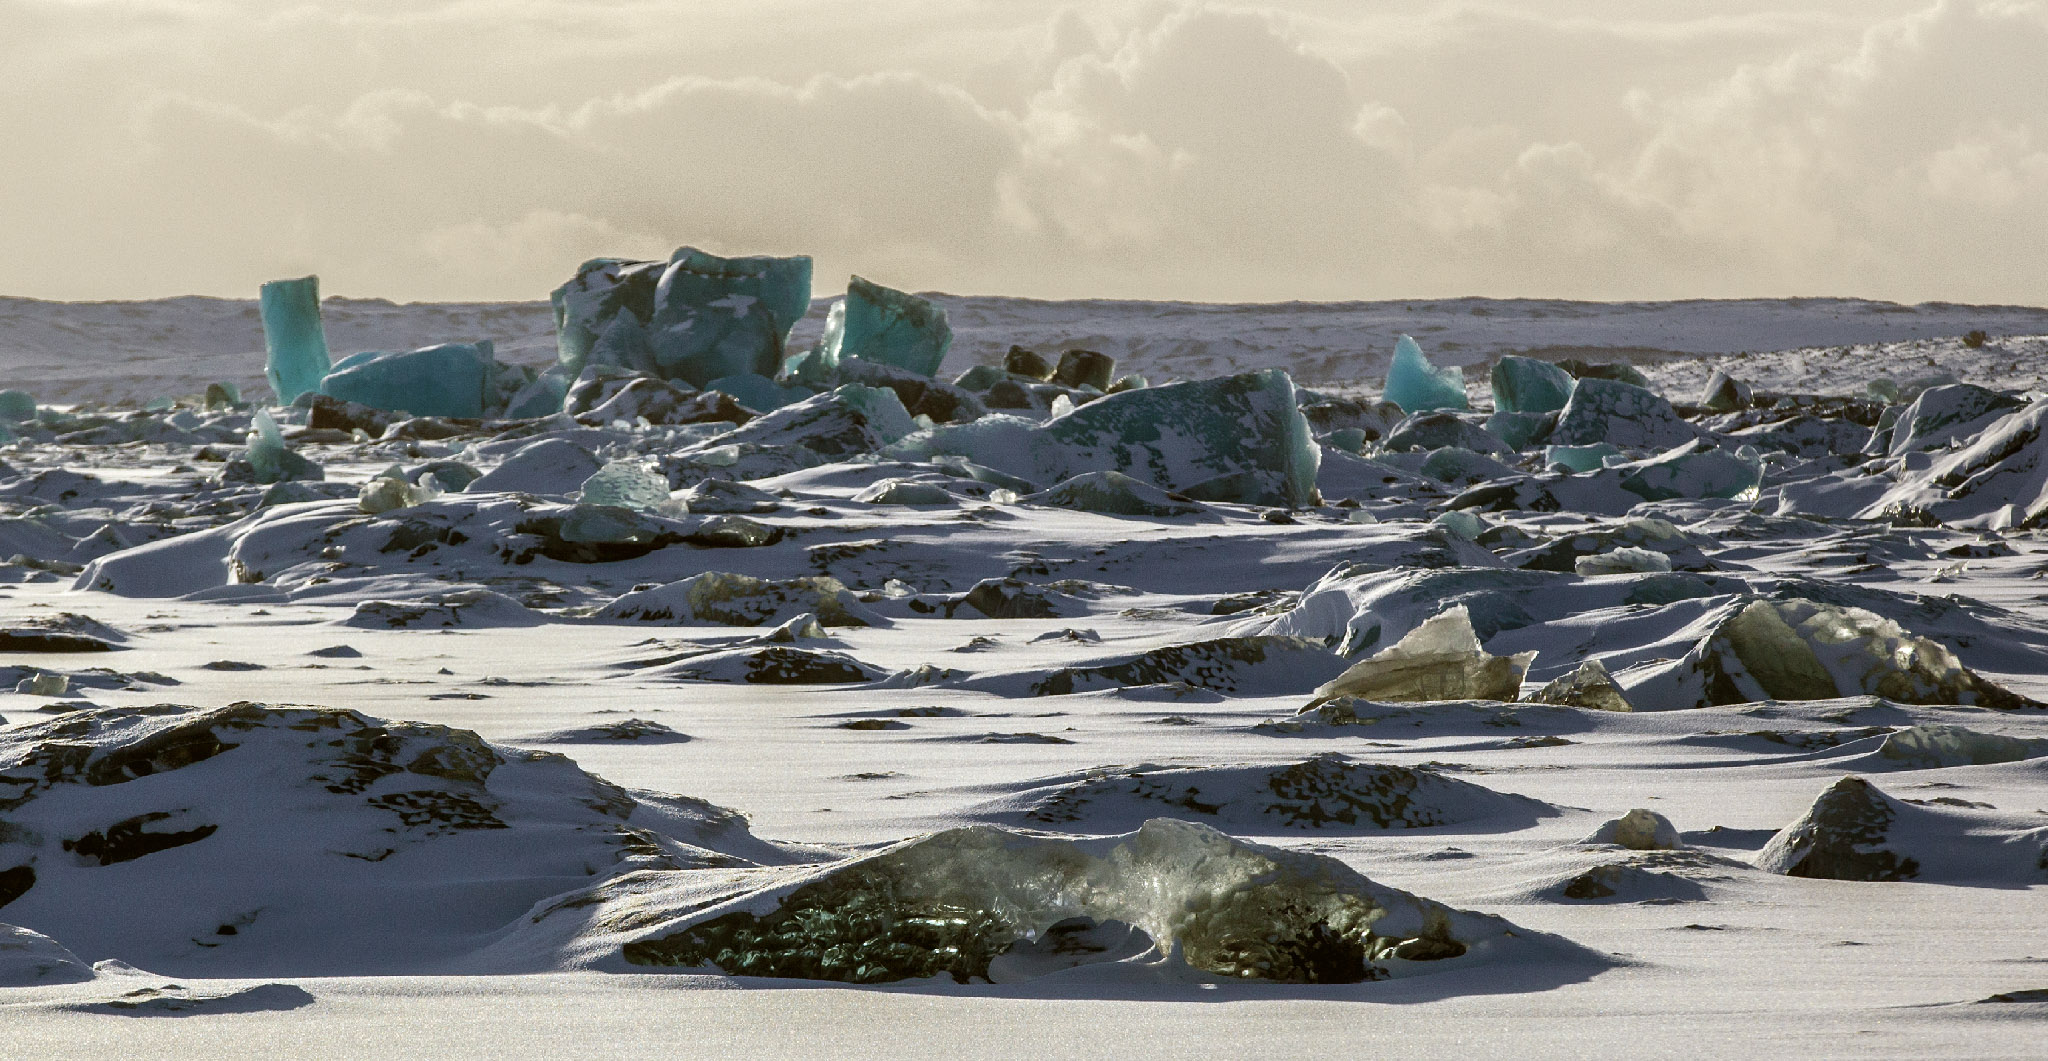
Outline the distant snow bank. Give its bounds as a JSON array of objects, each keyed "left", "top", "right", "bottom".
[{"left": 3, "top": 292, "right": 2046, "bottom": 404}]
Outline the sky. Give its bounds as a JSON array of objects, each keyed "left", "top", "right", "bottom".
[{"left": 3, "top": 0, "right": 2044, "bottom": 305}]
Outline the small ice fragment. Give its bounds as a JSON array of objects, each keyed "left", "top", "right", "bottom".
[
  {"left": 1383, "top": 335, "right": 1467, "bottom": 414},
  {"left": 14, "top": 672, "right": 69, "bottom": 696},
  {"left": 1573, "top": 547, "right": 1673, "bottom": 576},
  {"left": 1054, "top": 350, "right": 1115, "bottom": 391},
  {"left": 260, "top": 275, "right": 332, "bottom": 404},
  {"left": 579, "top": 461, "right": 672, "bottom": 513},
  {"left": 1698, "top": 369, "right": 1751, "bottom": 413},
  {"left": 1311, "top": 605, "right": 1535, "bottom": 703},
  {"left": 1583, "top": 809, "right": 1680, "bottom": 850},
  {"left": 1530, "top": 659, "right": 1632, "bottom": 712},
  {"left": 1544, "top": 442, "right": 1622, "bottom": 472},
  {"left": 0, "top": 390, "right": 33, "bottom": 422}
]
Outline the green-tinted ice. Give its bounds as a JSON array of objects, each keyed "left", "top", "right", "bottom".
[
  {"left": 1383, "top": 335, "right": 1467, "bottom": 414},
  {"left": 259, "top": 276, "right": 332, "bottom": 404}
]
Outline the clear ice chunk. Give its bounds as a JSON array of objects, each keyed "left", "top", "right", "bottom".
[
  {"left": 1697, "top": 369, "right": 1751, "bottom": 413},
  {"left": 320, "top": 341, "right": 500, "bottom": 420},
  {"left": 1310, "top": 605, "right": 1536, "bottom": 703},
  {"left": 1383, "top": 335, "right": 1467, "bottom": 414},
  {"left": 259, "top": 275, "right": 333, "bottom": 405},
  {"left": 1531, "top": 658, "right": 1633, "bottom": 712},
  {"left": 890, "top": 369, "right": 1319, "bottom": 507},
  {"left": 242, "top": 410, "right": 322, "bottom": 485},
  {"left": 1543, "top": 442, "right": 1622, "bottom": 472},
  {"left": 579, "top": 461, "right": 672, "bottom": 512},
  {"left": 1490, "top": 356, "right": 1574, "bottom": 414}
]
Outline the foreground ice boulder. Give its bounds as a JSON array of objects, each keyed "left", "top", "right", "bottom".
[
  {"left": 1622, "top": 597, "right": 2033, "bottom": 710},
  {"left": 892, "top": 369, "right": 1319, "bottom": 507},
  {"left": 259, "top": 275, "right": 331, "bottom": 404},
  {"left": 0, "top": 703, "right": 783, "bottom": 975},
  {"left": 617, "top": 818, "right": 1571, "bottom": 984}
]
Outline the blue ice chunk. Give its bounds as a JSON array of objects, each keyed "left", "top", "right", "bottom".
[
  {"left": 1483, "top": 410, "right": 1554, "bottom": 451},
  {"left": 580, "top": 461, "right": 671, "bottom": 512},
  {"left": 259, "top": 276, "right": 332, "bottom": 404},
  {"left": 824, "top": 276, "right": 952, "bottom": 378},
  {"left": 705, "top": 373, "right": 813, "bottom": 412},
  {"left": 503, "top": 365, "right": 575, "bottom": 419},
  {"left": 647, "top": 248, "right": 813, "bottom": 388},
  {"left": 0, "top": 390, "right": 36, "bottom": 421},
  {"left": 1544, "top": 443, "right": 1623, "bottom": 472},
  {"left": 320, "top": 341, "right": 500, "bottom": 420},
  {"left": 1383, "top": 335, "right": 1467, "bottom": 414},
  {"left": 1490, "top": 356, "right": 1575, "bottom": 414},
  {"left": 551, "top": 258, "right": 663, "bottom": 376},
  {"left": 889, "top": 369, "right": 1319, "bottom": 507}
]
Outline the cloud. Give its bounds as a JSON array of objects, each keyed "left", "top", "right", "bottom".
[{"left": 0, "top": 0, "right": 2042, "bottom": 305}]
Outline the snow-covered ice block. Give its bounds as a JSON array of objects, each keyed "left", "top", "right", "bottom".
[
  {"left": 579, "top": 460, "right": 671, "bottom": 512},
  {"left": 1549, "top": 378, "right": 1695, "bottom": 450},
  {"left": 1311, "top": 606, "right": 1536, "bottom": 703},
  {"left": 259, "top": 275, "right": 331, "bottom": 404}
]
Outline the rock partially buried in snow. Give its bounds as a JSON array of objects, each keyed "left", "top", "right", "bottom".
[
  {"left": 620, "top": 818, "right": 1572, "bottom": 984},
  {"left": 1311, "top": 606, "right": 1536, "bottom": 704}
]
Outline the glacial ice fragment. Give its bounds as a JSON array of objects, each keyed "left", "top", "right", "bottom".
[
  {"left": 621, "top": 818, "right": 1536, "bottom": 984},
  {"left": 259, "top": 275, "right": 332, "bottom": 404},
  {"left": 1573, "top": 546, "right": 1673, "bottom": 576},
  {"left": 1627, "top": 597, "right": 2034, "bottom": 710},
  {"left": 1544, "top": 443, "right": 1622, "bottom": 473},
  {"left": 1483, "top": 410, "right": 1555, "bottom": 452},
  {"left": 1054, "top": 349, "right": 1115, "bottom": 391},
  {"left": 1698, "top": 369, "right": 1751, "bottom": 413},
  {"left": 320, "top": 341, "right": 500, "bottom": 420},
  {"left": 853, "top": 478, "right": 954, "bottom": 506},
  {"left": 1383, "top": 335, "right": 1468, "bottom": 414},
  {"left": 596, "top": 572, "right": 879, "bottom": 627},
  {"left": 0, "top": 925, "right": 94, "bottom": 987},
  {"left": 551, "top": 258, "right": 665, "bottom": 376},
  {"left": 1531, "top": 659, "right": 1632, "bottom": 711},
  {"left": 814, "top": 276, "right": 953, "bottom": 379},
  {"left": 705, "top": 372, "right": 810, "bottom": 412},
  {"left": 503, "top": 365, "right": 574, "bottom": 419},
  {"left": 1549, "top": 379, "right": 1695, "bottom": 450},
  {"left": 0, "top": 391, "right": 38, "bottom": 422},
  {"left": 1754, "top": 777, "right": 1917, "bottom": 881},
  {"left": 890, "top": 369, "right": 1319, "bottom": 507},
  {"left": 203, "top": 381, "right": 242, "bottom": 409},
  {"left": 241, "top": 410, "right": 322, "bottom": 485},
  {"left": 1875, "top": 724, "right": 2048, "bottom": 768},
  {"left": 1310, "top": 606, "right": 1536, "bottom": 704},
  {"left": 1617, "top": 442, "right": 1764, "bottom": 502},
  {"left": 1870, "top": 383, "right": 2023, "bottom": 457},
  {"left": 1490, "top": 356, "right": 1575, "bottom": 414},
  {"left": 579, "top": 461, "right": 672, "bottom": 513},
  {"left": 553, "top": 249, "right": 812, "bottom": 388}
]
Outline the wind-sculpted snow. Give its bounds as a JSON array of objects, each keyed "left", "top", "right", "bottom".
[
  {"left": 616, "top": 819, "right": 1576, "bottom": 985},
  {"left": 0, "top": 703, "right": 785, "bottom": 975}
]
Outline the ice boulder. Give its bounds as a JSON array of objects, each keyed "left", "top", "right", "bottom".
[
  {"left": 1855, "top": 399, "right": 2048, "bottom": 528},
  {"left": 1383, "top": 412, "right": 1513, "bottom": 456},
  {"left": 468, "top": 438, "right": 604, "bottom": 496},
  {"left": 0, "top": 390, "right": 37, "bottom": 422},
  {"left": 619, "top": 818, "right": 1562, "bottom": 984},
  {"left": 1755, "top": 777, "right": 1918, "bottom": 881},
  {"left": 234, "top": 410, "right": 322, "bottom": 485},
  {"left": 891, "top": 369, "right": 1319, "bottom": 508},
  {"left": 552, "top": 248, "right": 812, "bottom": 388},
  {"left": 672, "top": 384, "right": 917, "bottom": 479},
  {"left": 0, "top": 925, "right": 95, "bottom": 987},
  {"left": 1622, "top": 597, "right": 2034, "bottom": 710},
  {"left": 1581, "top": 809, "right": 1681, "bottom": 850},
  {"left": 1698, "top": 369, "right": 1752, "bottom": 413},
  {"left": 259, "top": 275, "right": 332, "bottom": 404},
  {"left": 1310, "top": 606, "right": 1536, "bottom": 704},
  {"left": 1383, "top": 335, "right": 1467, "bottom": 414},
  {"left": 1544, "top": 443, "right": 1622, "bottom": 473},
  {"left": 806, "top": 276, "right": 952, "bottom": 379},
  {"left": 1871, "top": 383, "right": 2023, "bottom": 456},
  {"left": 579, "top": 460, "right": 671, "bottom": 512},
  {"left": 1616, "top": 442, "right": 1764, "bottom": 503},
  {"left": 1549, "top": 379, "right": 1696, "bottom": 450},
  {"left": 1873, "top": 724, "right": 2048, "bottom": 768},
  {"left": 320, "top": 341, "right": 501, "bottom": 420},
  {"left": 1530, "top": 659, "right": 1633, "bottom": 711},
  {"left": 1490, "top": 356, "right": 1575, "bottom": 414}
]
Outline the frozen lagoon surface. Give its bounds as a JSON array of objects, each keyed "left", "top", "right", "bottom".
[{"left": 3, "top": 294, "right": 2048, "bottom": 1058}]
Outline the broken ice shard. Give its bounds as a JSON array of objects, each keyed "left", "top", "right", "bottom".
[
  {"left": 242, "top": 409, "right": 322, "bottom": 484},
  {"left": 1383, "top": 335, "right": 1467, "bottom": 414},
  {"left": 550, "top": 258, "right": 664, "bottom": 376},
  {"left": 891, "top": 369, "right": 1319, "bottom": 507},
  {"left": 1311, "top": 605, "right": 1536, "bottom": 703},
  {"left": 817, "top": 276, "right": 953, "bottom": 379},
  {"left": 1489, "top": 356, "right": 1574, "bottom": 414},
  {"left": 320, "top": 341, "right": 500, "bottom": 420},
  {"left": 259, "top": 275, "right": 332, "bottom": 404}
]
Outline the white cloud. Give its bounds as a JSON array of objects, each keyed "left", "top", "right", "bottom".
[{"left": 0, "top": 0, "right": 2042, "bottom": 304}]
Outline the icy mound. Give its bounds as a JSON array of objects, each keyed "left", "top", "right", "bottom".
[
  {"left": 619, "top": 818, "right": 1571, "bottom": 985},
  {"left": 594, "top": 572, "right": 881, "bottom": 628},
  {"left": 344, "top": 588, "right": 545, "bottom": 629},
  {"left": 1755, "top": 776, "right": 2048, "bottom": 883},
  {"left": 0, "top": 612, "right": 127, "bottom": 652},
  {"left": 1872, "top": 724, "right": 2048, "bottom": 768},
  {"left": 634, "top": 646, "right": 888, "bottom": 684},
  {"left": 1859, "top": 399, "right": 2048, "bottom": 528},
  {"left": 977, "top": 754, "right": 1556, "bottom": 834},
  {"left": 955, "top": 636, "right": 1348, "bottom": 697},
  {"left": 0, "top": 924, "right": 94, "bottom": 986},
  {"left": 1623, "top": 597, "right": 2033, "bottom": 710},
  {"left": 0, "top": 702, "right": 778, "bottom": 974}
]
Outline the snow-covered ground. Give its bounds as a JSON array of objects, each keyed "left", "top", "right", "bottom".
[{"left": 4, "top": 294, "right": 2048, "bottom": 1057}]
